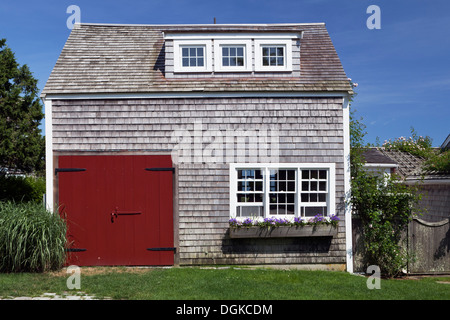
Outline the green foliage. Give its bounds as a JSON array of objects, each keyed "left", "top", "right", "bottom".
[
  {"left": 350, "top": 109, "right": 422, "bottom": 278},
  {"left": 0, "top": 38, "right": 45, "bottom": 175},
  {"left": 0, "top": 175, "right": 45, "bottom": 203},
  {"left": 423, "top": 149, "right": 450, "bottom": 173},
  {"left": 0, "top": 201, "right": 67, "bottom": 273},
  {"left": 382, "top": 127, "right": 433, "bottom": 159},
  {"left": 382, "top": 127, "right": 450, "bottom": 173}
]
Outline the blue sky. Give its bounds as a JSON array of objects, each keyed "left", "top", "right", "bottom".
[{"left": 1, "top": 0, "right": 449, "bottom": 147}]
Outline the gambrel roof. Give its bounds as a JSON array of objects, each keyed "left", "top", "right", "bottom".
[{"left": 42, "top": 23, "right": 352, "bottom": 97}]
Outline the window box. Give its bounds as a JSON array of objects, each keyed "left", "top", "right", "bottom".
[
  {"left": 228, "top": 215, "right": 340, "bottom": 238},
  {"left": 229, "top": 224, "right": 338, "bottom": 238}
]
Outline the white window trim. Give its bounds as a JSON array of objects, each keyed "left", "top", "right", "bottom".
[
  {"left": 213, "top": 39, "right": 252, "bottom": 72},
  {"left": 254, "top": 39, "right": 293, "bottom": 72},
  {"left": 229, "top": 163, "right": 335, "bottom": 220},
  {"left": 173, "top": 39, "right": 213, "bottom": 73}
]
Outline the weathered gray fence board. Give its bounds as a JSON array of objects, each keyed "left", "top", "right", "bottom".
[
  {"left": 408, "top": 218, "right": 450, "bottom": 274},
  {"left": 352, "top": 217, "right": 450, "bottom": 274}
]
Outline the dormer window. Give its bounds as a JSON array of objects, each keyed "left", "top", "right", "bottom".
[
  {"left": 262, "top": 46, "right": 285, "bottom": 67},
  {"left": 222, "top": 46, "right": 244, "bottom": 67},
  {"left": 213, "top": 39, "right": 252, "bottom": 72},
  {"left": 168, "top": 34, "right": 297, "bottom": 74},
  {"left": 182, "top": 47, "right": 205, "bottom": 67},
  {"left": 173, "top": 40, "right": 212, "bottom": 73},
  {"left": 255, "top": 39, "right": 292, "bottom": 72}
]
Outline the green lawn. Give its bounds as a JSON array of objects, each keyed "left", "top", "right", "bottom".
[{"left": 0, "top": 266, "right": 449, "bottom": 300}]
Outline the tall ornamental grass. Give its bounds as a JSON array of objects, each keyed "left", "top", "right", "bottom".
[{"left": 0, "top": 201, "right": 67, "bottom": 273}]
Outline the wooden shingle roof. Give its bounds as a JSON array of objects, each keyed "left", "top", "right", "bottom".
[{"left": 42, "top": 23, "right": 352, "bottom": 97}]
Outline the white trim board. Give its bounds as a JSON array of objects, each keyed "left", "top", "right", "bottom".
[{"left": 42, "top": 91, "right": 351, "bottom": 100}]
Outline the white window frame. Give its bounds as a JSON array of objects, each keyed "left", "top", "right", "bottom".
[
  {"left": 229, "top": 163, "right": 335, "bottom": 221},
  {"left": 213, "top": 39, "right": 252, "bottom": 72},
  {"left": 173, "top": 39, "right": 213, "bottom": 73},
  {"left": 254, "top": 39, "right": 293, "bottom": 72}
]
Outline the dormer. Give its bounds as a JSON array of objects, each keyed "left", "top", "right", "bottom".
[{"left": 163, "top": 28, "right": 302, "bottom": 78}]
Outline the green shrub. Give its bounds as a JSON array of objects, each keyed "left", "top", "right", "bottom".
[
  {"left": 0, "top": 201, "right": 67, "bottom": 273},
  {"left": 0, "top": 175, "right": 45, "bottom": 203}
]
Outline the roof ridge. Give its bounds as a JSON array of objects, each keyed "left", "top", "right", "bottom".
[{"left": 74, "top": 22, "right": 326, "bottom": 27}]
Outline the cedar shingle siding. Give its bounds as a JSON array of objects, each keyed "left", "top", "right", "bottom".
[
  {"left": 52, "top": 97, "right": 346, "bottom": 265},
  {"left": 43, "top": 23, "right": 352, "bottom": 267}
]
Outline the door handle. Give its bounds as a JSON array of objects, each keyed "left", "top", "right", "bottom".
[{"left": 110, "top": 207, "right": 142, "bottom": 223}]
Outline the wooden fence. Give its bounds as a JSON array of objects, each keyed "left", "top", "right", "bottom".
[
  {"left": 407, "top": 217, "right": 449, "bottom": 274},
  {"left": 352, "top": 217, "right": 450, "bottom": 274}
]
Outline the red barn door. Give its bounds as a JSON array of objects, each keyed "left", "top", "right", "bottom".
[{"left": 58, "top": 155, "right": 174, "bottom": 266}]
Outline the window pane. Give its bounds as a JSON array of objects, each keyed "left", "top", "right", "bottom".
[
  {"left": 255, "top": 170, "right": 263, "bottom": 179},
  {"left": 270, "top": 181, "right": 276, "bottom": 191},
  {"left": 278, "top": 205, "right": 286, "bottom": 215},
  {"left": 302, "top": 170, "right": 309, "bottom": 179},
  {"left": 270, "top": 47, "right": 276, "bottom": 56},
  {"left": 287, "top": 194, "right": 295, "bottom": 204},
  {"left": 230, "top": 47, "right": 236, "bottom": 56},
  {"left": 189, "top": 48, "right": 196, "bottom": 56},
  {"left": 319, "top": 170, "right": 327, "bottom": 180},
  {"left": 279, "top": 170, "right": 286, "bottom": 180},
  {"left": 319, "top": 194, "right": 327, "bottom": 202},
  {"left": 302, "top": 181, "right": 309, "bottom": 191},
  {"left": 310, "top": 181, "right": 317, "bottom": 191},
  {"left": 304, "top": 206, "right": 326, "bottom": 217},
  {"left": 255, "top": 194, "right": 263, "bottom": 202},
  {"left": 238, "top": 181, "right": 245, "bottom": 191},
  {"left": 255, "top": 181, "right": 263, "bottom": 191},
  {"left": 182, "top": 48, "right": 189, "bottom": 57},
  {"left": 288, "top": 170, "right": 295, "bottom": 180},
  {"left": 237, "top": 47, "right": 244, "bottom": 56},
  {"left": 311, "top": 170, "right": 318, "bottom": 179},
  {"left": 270, "top": 194, "right": 276, "bottom": 203},
  {"left": 262, "top": 47, "right": 269, "bottom": 56},
  {"left": 263, "top": 57, "right": 269, "bottom": 66},
  {"left": 288, "top": 181, "right": 295, "bottom": 191},
  {"left": 270, "top": 205, "right": 277, "bottom": 215},
  {"left": 319, "top": 181, "right": 327, "bottom": 191},
  {"left": 182, "top": 58, "right": 189, "bottom": 67},
  {"left": 279, "top": 181, "right": 286, "bottom": 191},
  {"left": 230, "top": 57, "right": 236, "bottom": 66},
  {"left": 223, "top": 57, "right": 229, "bottom": 66},
  {"left": 197, "top": 47, "right": 204, "bottom": 57},
  {"left": 287, "top": 205, "right": 295, "bottom": 215},
  {"left": 197, "top": 58, "right": 204, "bottom": 67},
  {"left": 270, "top": 170, "right": 277, "bottom": 180},
  {"left": 222, "top": 47, "right": 229, "bottom": 56},
  {"left": 238, "top": 206, "right": 263, "bottom": 217},
  {"left": 190, "top": 58, "right": 196, "bottom": 66},
  {"left": 277, "top": 47, "right": 284, "bottom": 56},
  {"left": 237, "top": 57, "right": 244, "bottom": 66},
  {"left": 277, "top": 57, "right": 284, "bottom": 66},
  {"left": 301, "top": 193, "right": 309, "bottom": 202}
]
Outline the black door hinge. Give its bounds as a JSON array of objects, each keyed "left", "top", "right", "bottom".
[
  {"left": 55, "top": 168, "right": 86, "bottom": 175},
  {"left": 145, "top": 168, "right": 175, "bottom": 173}
]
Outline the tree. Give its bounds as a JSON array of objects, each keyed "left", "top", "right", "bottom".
[
  {"left": 349, "top": 106, "right": 422, "bottom": 278},
  {"left": 0, "top": 38, "right": 44, "bottom": 176}
]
